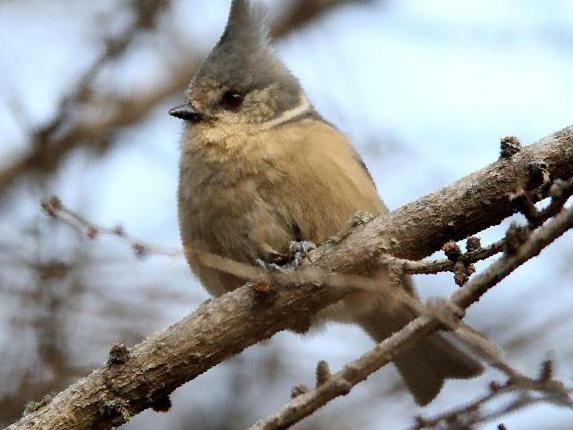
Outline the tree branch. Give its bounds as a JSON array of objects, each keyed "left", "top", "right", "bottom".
[
  {"left": 249, "top": 206, "right": 573, "bottom": 430},
  {"left": 308, "top": 126, "right": 573, "bottom": 272},
  {"left": 41, "top": 196, "right": 182, "bottom": 259},
  {"left": 412, "top": 364, "right": 573, "bottom": 430},
  {"left": 6, "top": 126, "right": 573, "bottom": 430}
]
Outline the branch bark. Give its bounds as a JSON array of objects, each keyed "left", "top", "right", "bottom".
[
  {"left": 6, "top": 126, "right": 573, "bottom": 430},
  {"left": 310, "top": 126, "right": 573, "bottom": 271}
]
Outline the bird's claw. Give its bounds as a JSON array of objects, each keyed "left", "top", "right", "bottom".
[
  {"left": 255, "top": 258, "right": 283, "bottom": 272},
  {"left": 256, "top": 241, "right": 317, "bottom": 272},
  {"left": 288, "top": 240, "right": 317, "bottom": 268}
]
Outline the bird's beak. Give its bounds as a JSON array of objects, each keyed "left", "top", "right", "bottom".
[{"left": 168, "top": 104, "right": 204, "bottom": 123}]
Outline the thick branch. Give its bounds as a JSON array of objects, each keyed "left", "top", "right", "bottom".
[
  {"left": 6, "top": 126, "right": 573, "bottom": 430},
  {"left": 310, "top": 125, "right": 573, "bottom": 272}
]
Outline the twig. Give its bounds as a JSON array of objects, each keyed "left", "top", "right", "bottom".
[
  {"left": 426, "top": 324, "right": 573, "bottom": 430},
  {"left": 379, "top": 184, "right": 570, "bottom": 289},
  {"left": 1, "top": 0, "right": 170, "bottom": 191},
  {"left": 510, "top": 177, "right": 573, "bottom": 227},
  {"left": 41, "top": 196, "right": 182, "bottom": 259},
  {"left": 412, "top": 367, "right": 573, "bottom": 429},
  {"left": 38, "top": 196, "right": 395, "bottom": 299},
  {"left": 381, "top": 239, "right": 504, "bottom": 275},
  {"left": 248, "top": 207, "right": 573, "bottom": 430}
]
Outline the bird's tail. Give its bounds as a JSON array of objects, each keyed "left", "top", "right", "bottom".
[{"left": 357, "top": 295, "right": 483, "bottom": 405}]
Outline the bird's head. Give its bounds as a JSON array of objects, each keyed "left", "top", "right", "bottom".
[{"left": 169, "top": 0, "right": 312, "bottom": 144}]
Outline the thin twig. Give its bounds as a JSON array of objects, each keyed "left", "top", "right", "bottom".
[
  {"left": 381, "top": 239, "right": 505, "bottom": 275},
  {"left": 41, "top": 196, "right": 182, "bottom": 259},
  {"left": 248, "top": 207, "right": 573, "bottom": 430},
  {"left": 412, "top": 372, "right": 573, "bottom": 429}
]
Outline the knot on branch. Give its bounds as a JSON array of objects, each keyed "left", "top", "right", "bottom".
[
  {"left": 289, "top": 316, "right": 312, "bottom": 335},
  {"left": 315, "top": 360, "right": 331, "bottom": 387},
  {"left": 86, "top": 226, "right": 99, "bottom": 239},
  {"left": 526, "top": 160, "right": 550, "bottom": 190},
  {"left": 108, "top": 342, "right": 130, "bottom": 366},
  {"left": 22, "top": 393, "right": 54, "bottom": 417},
  {"left": 347, "top": 211, "right": 376, "bottom": 228},
  {"left": 442, "top": 240, "right": 475, "bottom": 285},
  {"left": 112, "top": 225, "right": 125, "bottom": 236},
  {"left": 40, "top": 196, "right": 62, "bottom": 217},
  {"left": 151, "top": 395, "right": 172, "bottom": 413},
  {"left": 248, "top": 281, "right": 274, "bottom": 302},
  {"left": 290, "top": 384, "right": 309, "bottom": 399},
  {"left": 454, "top": 261, "right": 475, "bottom": 286},
  {"left": 538, "top": 359, "right": 554, "bottom": 383},
  {"left": 333, "top": 380, "right": 352, "bottom": 395},
  {"left": 504, "top": 223, "right": 531, "bottom": 255},
  {"left": 499, "top": 135, "right": 522, "bottom": 159},
  {"left": 489, "top": 381, "right": 504, "bottom": 393},
  {"left": 414, "top": 415, "right": 429, "bottom": 429},
  {"left": 100, "top": 399, "right": 131, "bottom": 426},
  {"left": 466, "top": 236, "right": 482, "bottom": 252},
  {"left": 549, "top": 178, "right": 572, "bottom": 200},
  {"left": 132, "top": 243, "right": 149, "bottom": 259}
]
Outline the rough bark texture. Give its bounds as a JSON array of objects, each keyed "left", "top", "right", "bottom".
[
  {"left": 6, "top": 125, "right": 573, "bottom": 430},
  {"left": 310, "top": 126, "right": 573, "bottom": 271}
]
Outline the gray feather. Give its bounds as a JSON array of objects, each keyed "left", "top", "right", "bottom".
[
  {"left": 222, "top": 0, "right": 270, "bottom": 46},
  {"left": 193, "top": 0, "right": 303, "bottom": 117}
]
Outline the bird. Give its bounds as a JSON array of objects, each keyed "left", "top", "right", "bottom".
[{"left": 170, "top": 0, "right": 483, "bottom": 406}]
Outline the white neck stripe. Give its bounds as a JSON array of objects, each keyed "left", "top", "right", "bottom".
[{"left": 259, "top": 96, "right": 312, "bottom": 130}]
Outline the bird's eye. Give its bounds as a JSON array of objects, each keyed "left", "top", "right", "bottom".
[{"left": 221, "top": 90, "right": 244, "bottom": 110}]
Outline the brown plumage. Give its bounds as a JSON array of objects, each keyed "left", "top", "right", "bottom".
[{"left": 173, "top": 0, "right": 482, "bottom": 405}]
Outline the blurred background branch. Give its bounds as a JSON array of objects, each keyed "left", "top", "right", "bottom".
[{"left": 0, "top": 0, "right": 367, "bottom": 202}]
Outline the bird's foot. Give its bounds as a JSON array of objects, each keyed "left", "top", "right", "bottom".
[
  {"left": 255, "top": 241, "right": 317, "bottom": 272},
  {"left": 287, "top": 240, "right": 317, "bottom": 268}
]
